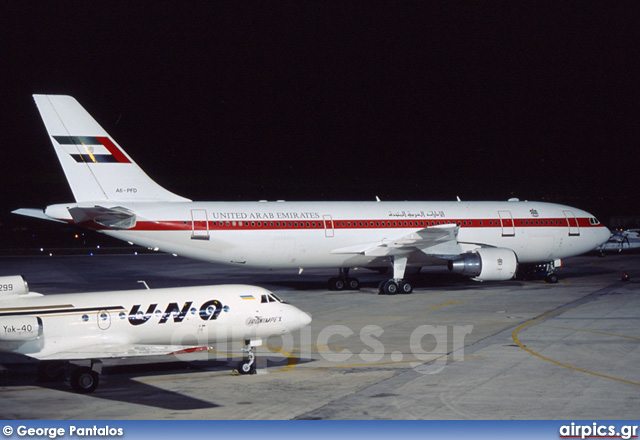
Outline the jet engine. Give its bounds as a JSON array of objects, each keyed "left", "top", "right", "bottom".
[
  {"left": 0, "top": 275, "right": 29, "bottom": 296},
  {"left": 448, "top": 248, "right": 518, "bottom": 281},
  {"left": 0, "top": 316, "right": 43, "bottom": 341}
]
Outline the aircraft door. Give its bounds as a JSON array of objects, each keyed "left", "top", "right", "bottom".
[
  {"left": 498, "top": 210, "right": 515, "bottom": 237},
  {"left": 191, "top": 209, "right": 210, "bottom": 240},
  {"left": 323, "top": 215, "right": 334, "bottom": 238},
  {"left": 97, "top": 310, "right": 111, "bottom": 330},
  {"left": 563, "top": 210, "right": 580, "bottom": 236}
]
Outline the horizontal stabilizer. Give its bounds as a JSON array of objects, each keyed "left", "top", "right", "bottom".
[{"left": 11, "top": 208, "right": 66, "bottom": 223}]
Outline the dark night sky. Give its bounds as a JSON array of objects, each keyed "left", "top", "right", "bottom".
[{"left": 1, "top": 2, "right": 639, "bottom": 246}]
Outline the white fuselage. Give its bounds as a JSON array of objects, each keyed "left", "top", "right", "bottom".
[
  {"left": 46, "top": 200, "right": 610, "bottom": 269},
  {"left": 0, "top": 284, "right": 311, "bottom": 360}
]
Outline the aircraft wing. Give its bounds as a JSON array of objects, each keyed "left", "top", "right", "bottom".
[
  {"left": 331, "top": 224, "right": 461, "bottom": 257},
  {"left": 34, "top": 344, "right": 211, "bottom": 361},
  {"left": 13, "top": 205, "right": 136, "bottom": 230}
]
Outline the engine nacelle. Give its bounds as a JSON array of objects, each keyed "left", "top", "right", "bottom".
[
  {"left": 0, "top": 316, "right": 43, "bottom": 341},
  {"left": 0, "top": 275, "right": 29, "bottom": 296},
  {"left": 448, "top": 248, "right": 518, "bottom": 281}
]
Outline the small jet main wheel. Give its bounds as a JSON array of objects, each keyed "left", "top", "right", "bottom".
[
  {"left": 37, "top": 361, "right": 66, "bottom": 383},
  {"left": 545, "top": 274, "right": 559, "bottom": 284},
  {"left": 70, "top": 367, "right": 99, "bottom": 393}
]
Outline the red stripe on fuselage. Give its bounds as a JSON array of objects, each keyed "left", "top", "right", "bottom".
[{"left": 75, "top": 217, "right": 603, "bottom": 232}]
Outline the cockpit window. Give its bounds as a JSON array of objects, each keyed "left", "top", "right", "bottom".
[
  {"left": 260, "top": 294, "right": 284, "bottom": 303},
  {"left": 589, "top": 217, "right": 601, "bottom": 225}
]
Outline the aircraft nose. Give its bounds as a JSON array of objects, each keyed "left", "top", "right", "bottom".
[
  {"left": 598, "top": 225, "right": 612, "bottom": 245},
  {"left": 290, "top": 307, "right": 312, "bottom": 330}
]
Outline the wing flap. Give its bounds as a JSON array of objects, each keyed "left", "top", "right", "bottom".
[
  {"left": 36, "top": 344, "right": 212, "bottom": 360},
  {"left": 331, "top": 224, "right": 460, "bottom": 257}
]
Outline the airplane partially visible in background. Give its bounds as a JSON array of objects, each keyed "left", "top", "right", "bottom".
[
  {"left": 0, "top": 275, "right": 311, "bottom": 392},
  {"left": 14, "top": 95, "right": 611, "bottom": 294},
  {"left": 598, "top": 229, "right": 640, "bottom": 254}
]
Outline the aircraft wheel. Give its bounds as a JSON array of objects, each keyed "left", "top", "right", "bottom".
[
  {"left": 37, "top": 361, "right": 65, "bottom": 382},
  {"left": 545, "top": 274, "right": 559, "bottom": 284},
  {"left": 346, "top": 277, "right": 360, "bottom": 290},
  {"left": 237, "top": 360, "right": 256, "bottom": 375},
  {"left": 380, "top": 279, "right": 398, "bottom": 295},
  {"left": 399, "top": 280, "right": 413, "bottom": 294},
  {"left": 328, "top": 277, "right": 345, "bottom": 291},
  {"left": 70, "top": 367, "right": 99, "bottom": 393}
]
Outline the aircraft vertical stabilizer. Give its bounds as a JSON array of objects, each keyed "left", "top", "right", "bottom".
[{"left": 32, "top": 95, "right": 190, "bottom": 203}]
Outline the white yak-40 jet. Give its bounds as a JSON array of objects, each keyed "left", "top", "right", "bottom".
[
  {"left": 0, "top": 275, "right": 311, "bottom": 392},
  {"left": 14, "top": 95, "right": 610, "bottom": 294}
]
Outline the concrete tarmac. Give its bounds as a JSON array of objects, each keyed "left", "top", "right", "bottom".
[{"left": 0, "top": 251, "right": 638, "bottom": 419}]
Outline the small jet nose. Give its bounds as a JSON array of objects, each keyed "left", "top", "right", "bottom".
[{"left": 290, "top": 307, "right": 312, "bottom": 330}]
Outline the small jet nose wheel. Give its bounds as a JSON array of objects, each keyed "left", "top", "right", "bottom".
[{"left": 237, "top": 343, "right": 257, "bottom": 375}]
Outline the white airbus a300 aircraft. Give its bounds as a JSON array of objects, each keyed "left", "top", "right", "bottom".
[
  {"left": 14, "top": 95, "right": 610, "bottom": 294},
  {"left": 0, "top": 275, "right": 311, "bottom": 392}
]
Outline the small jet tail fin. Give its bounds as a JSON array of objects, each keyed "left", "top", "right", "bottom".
[{"left": 32, "top": 95, "right": 190, "bottom": 203}]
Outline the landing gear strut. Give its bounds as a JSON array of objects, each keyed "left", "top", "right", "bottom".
[
  {"left": 237, "top": 339, "right": 260, "bottom": 375},
  {"left": 518, "top": 261, "right": 560, "bottom": 283},
  {"left": 328, "top": 268, "right": 360, "bottom": 291},
  {"left": 378, "top": 256, "right": 413, "bottom": 295}
]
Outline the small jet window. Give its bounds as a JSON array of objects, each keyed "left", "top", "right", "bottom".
[
  {"left": 261, "top": 294, "right": 268, "bottom": 303},
  {"left": 190, "top": 308, "right": 197, "bottom": 315},
  {"left": 82, "top": 314, "right": 89, "bottom": 322},
  {"left": 119, "top": 312, "right": 126, "bottom": 320},
  {"left": 100, "top": 312, "right": 108, "bottom": 321},
  {"left": 269, "top": 294, "right": 284, "bottom": 303}
]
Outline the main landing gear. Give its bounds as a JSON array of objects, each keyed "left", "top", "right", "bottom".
[
  {"left": 328, "top": 268, "right": 360, "bottom": 291},
  {"left": 38, "top": 359, "right": 103, "bottom": 393},
  {"left": 378, "top": 256, "right": 413, "bottom": 295},
  {"left": 237, "top": 339, "right": 260, "bottom": 375}
]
